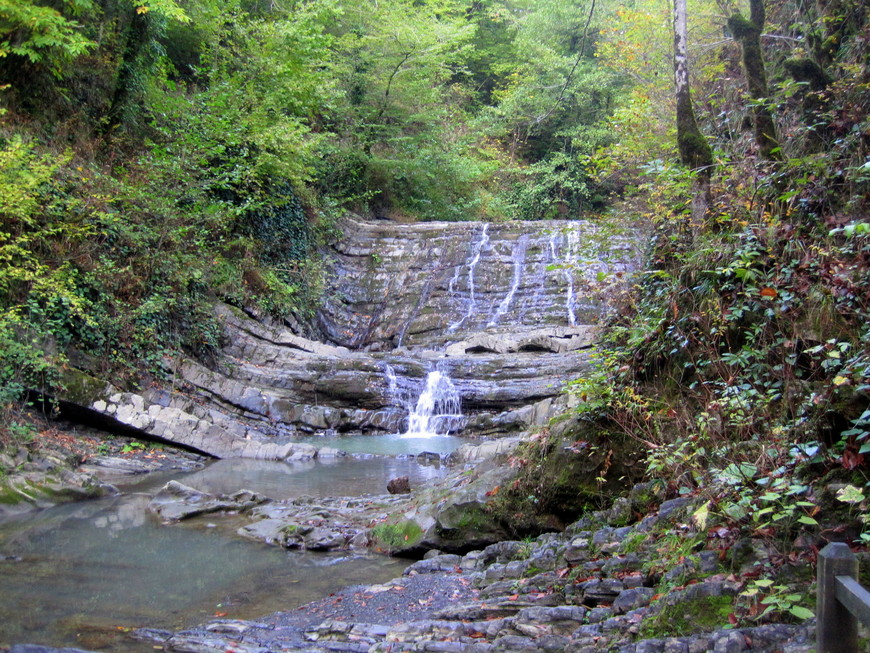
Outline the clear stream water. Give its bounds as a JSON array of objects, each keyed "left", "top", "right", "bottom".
[{"left": 0, "top": 452, "right": 457, "bottom": 651}]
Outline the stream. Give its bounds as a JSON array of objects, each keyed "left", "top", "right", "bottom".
[{"left": 0, "top": 454, "right": 450, "bottom": 651}]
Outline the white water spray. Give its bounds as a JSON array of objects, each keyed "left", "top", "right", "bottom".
[
  {"left": 384, "top": 364, "right": 401, "bottom": 403},
  {"left": 402, "top": 370, "right": 463, "bottom": 438}
]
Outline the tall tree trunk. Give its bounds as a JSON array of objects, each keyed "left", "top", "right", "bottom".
[
  {"left": 728, "top": 0, "right": 781, "bottom": 160},
  {"left": 673, "top": 0, "right": 712, "bottom": 229}
]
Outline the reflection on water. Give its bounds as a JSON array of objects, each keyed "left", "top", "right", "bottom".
[
  {"left": 0, "top": 459, "right": 416, "bottom": 651},
  {"left": 288, "top": 432, "right": 463, "bottom": 456},
  {"left": 118, "top": 455, "right": 451, "bottom": 498}
]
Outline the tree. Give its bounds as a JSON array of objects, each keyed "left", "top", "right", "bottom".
[
  {"left": 0, "top": 0, "right": 186, "bottom": 82},
  {"left": 673, "top": 0, "right": 713, "bottom": 230},
  {"left": 727, "top": 0, "right": 780, "bottom": 160},
  {"left": 672, "top": 0, "right": 712, "bottom": 175}
]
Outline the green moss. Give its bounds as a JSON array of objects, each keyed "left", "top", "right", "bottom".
[
  {"left": 619, "top": 532, "right": 647, "bottom": 554},
  {"left": 370, "top": 520, "right": 424, "bottom": 553},
  {"left": 0, "top": 482, "right": 25, "bottom": 505},
  {"left": 727, "top": 13, "right": 758, "bottom": 40},
  {"left": 435, "top": 502, "right": 507, "bottom": 546},
  {"left": 783, "top": 58, "right": 830, "bottom": 91},
  {"left": 489, "top": 424, "right": 644, "bottom": 537},
  {"left": 640, "top": 595, "right": 733, "bottom": 638},
  {"left": 727, "top": 9, "right": 780, "bottom": 159},
  {"left": 676, "top": 130, "right": 713, "bottom": 172},
  {"left": 57, "top": 368, "right": 108, "bottom": 405}
]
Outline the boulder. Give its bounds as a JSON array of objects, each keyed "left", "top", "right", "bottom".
[{"left": 387, "top": 476, "right": 411, "bottom": 494}]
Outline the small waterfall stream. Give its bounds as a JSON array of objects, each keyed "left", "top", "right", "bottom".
[
  {"left": 549, "top": 229, "right": 579, "bottom": 327},
  {"left": 488, "top": 234, "right": 529, "bottom": 327},
  {"left": 447, "top": 223, "right": 490, "bottom": 332},
  {"left": 403, "top": 370, "right": 463, "bottom": 438}
]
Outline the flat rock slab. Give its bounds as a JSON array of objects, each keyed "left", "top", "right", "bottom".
[
  {"left": 238, "top": 494, "right": 410, "bottom": 552},
  {"left": 148, "top": 480, "right": 267, "bottom": 521}
]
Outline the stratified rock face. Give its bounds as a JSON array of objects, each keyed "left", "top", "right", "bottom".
[
  {"left": 317, "top": 218, "right": 640, "bottom": 350},
  {"left": 60, "top": 216, "right": 645, "bottom": 456}
]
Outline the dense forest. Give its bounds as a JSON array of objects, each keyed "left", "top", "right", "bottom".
[{"left": 1, "top": 0, "right": 869, "bottom": 627}]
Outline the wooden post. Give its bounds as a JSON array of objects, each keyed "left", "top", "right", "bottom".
[{"left": 817, "top": 542, "right": 859, "bottom": 653}]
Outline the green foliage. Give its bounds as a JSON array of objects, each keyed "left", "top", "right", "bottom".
[
  {"left": 120, "top": 440, "right": 146, "bottom": 453},
  {"left": 0, "top": 0, "right": 95, "bottom": 74},
  {"left": 739, "top": 578, "right": 815, "bottom": 621},
  {"left": 561, "top": 0, "right": 870, "bottom": 577},
  {"left": 835, "top": 483, "right": 870, "bottom": 545},
  {"left": 0, "top": 2, "right": 330, "bottom": 407}
]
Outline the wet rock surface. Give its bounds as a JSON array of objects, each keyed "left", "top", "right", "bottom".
[
  {"left": 317, "top": 218, "right": 640, "bottom": 351},
  {"left": 237, "top": 494, "right": 408, "bottom": 552},
  {"left": 208, "top": 458, "right": 516, "bottom": 555},
  {"left": 0, "top": 420, "right": 204, "bottom": 516}
]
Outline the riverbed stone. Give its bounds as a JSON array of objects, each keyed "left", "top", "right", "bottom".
[
  {"left": 512, "top": 606, "right": 587, "bottom": 637},
  {"left": 387, "top": 476, "right": 411, "bottom": 494},
  {"left": 405, "top": 554, "right": 462, "bottom": 575},
  {"left": 613, "top": 588, "right": 656, "bottom": 614},
  {"left": 10, "top": 646, "right": 98, "bottom": 653},
  {"left": 579, "top": 577, "right": 625, "bottom": 604},
  {"left": 148, "top": 480, "right": 266, "bottom": 521}
]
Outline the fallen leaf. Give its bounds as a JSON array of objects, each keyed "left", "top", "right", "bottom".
[{"left": 843, "top": 448, "right": 864, "bottom": 470}]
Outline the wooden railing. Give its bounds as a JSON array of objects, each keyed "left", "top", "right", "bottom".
[{"left": 817, "top": 542, "right": 870, "bottom": 653}]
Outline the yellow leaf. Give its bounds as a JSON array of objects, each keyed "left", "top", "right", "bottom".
[
  {"left": 692, "top": 501, "right": 710, "bottom": 531},
  {"left": 136, "top": 5, "right": 150, "bottom": 14},
  {"left": 833, "top": 375, "right": 850, "bottom": 386}
]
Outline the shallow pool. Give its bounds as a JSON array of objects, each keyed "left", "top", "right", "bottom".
[{"left": 0, "top": 458, "right": 421, "bottom": 651}]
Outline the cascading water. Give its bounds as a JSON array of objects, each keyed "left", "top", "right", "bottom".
[
  {"left": 488, "top": 234, "right": 528, "bottom": 327},
  {"left": 447, "top": 224, "right": 490, "bottom": 332},
  {"left": 549, "top": 228, "right": 579, "bottom": 327},
  {"left": 384, "top": 364, "right": 401, "bottom": 403},
  {"left": 402, "top": 370, "right": 463, "bottom": 438}
]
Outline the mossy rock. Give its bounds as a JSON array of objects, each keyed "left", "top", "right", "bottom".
[
  {"left": 433, "top": 501, "right": 508, "bottom": 549},
  {"left": 57, "top": 367, "right": 111, "bottom": 406},
  {"left": 370, "top": 520, "right": 424, "bottom": 554},
  {"left": 489, "top": 421, "right": 644, "bottom": 537},
  {"left": 640, "top": 595, "right": 734, "bottom": 638},
  {"left": 0, "top": 481, "right": 25, "bottom": 506}
]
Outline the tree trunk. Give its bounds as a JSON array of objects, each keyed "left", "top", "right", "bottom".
[
  {"left": 728, "top": 0, "right": 781, "bottom": 160},
  {"left": 673, "top": 0, "right": 713, "bottom": 177},
  {"left": 673, "top": 0, "right": 712, "bottom": 232}
]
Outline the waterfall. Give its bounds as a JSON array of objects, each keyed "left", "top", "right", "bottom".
[
  {"left": 402, "top": 370, "right": 463, "bottom": 438},
  {"left": 549, "top": 229, "right": 579, "bottom": 327},
  {"left": 384, "top": 364, "right": 401, "bottom": 403},
  {"left": 488, "top": 234, "right": 528, "bottom": 327},
  {"left": 447, "top": 224, "right": 490, "bottom": 332}
]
